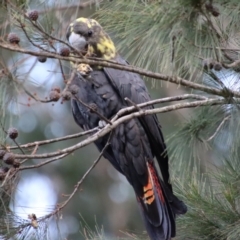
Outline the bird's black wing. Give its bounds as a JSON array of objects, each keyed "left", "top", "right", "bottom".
[
  {"left": 103, "top": 56, "right": 169, "bottom": 184},
  {"left": 103, "top": 55, "right": 187, "bottom": 215},
  {"left": 70, "top": 73, "right": 124, "bottom": 174}
]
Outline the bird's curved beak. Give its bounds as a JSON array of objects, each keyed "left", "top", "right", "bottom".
[{"left": 68, "top": 32, "right": 88, "bottom": 55}]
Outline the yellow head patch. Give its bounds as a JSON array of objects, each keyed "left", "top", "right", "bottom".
[
  {"left": 68, "top": 17, "right": 117, "bottom": 60},
  {"left": 75, "top": 18, "right": 99, "bottom": 28}
]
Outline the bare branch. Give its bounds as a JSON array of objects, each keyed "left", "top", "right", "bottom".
[
  {"left": 124, "top": 97, "right": 142, "bottom": 112},
  {"left": 207, "top": 116, "right": 231, "bottom": 142},
  {"left": 1, "top": 132, "right": 110, "bottom": 233},
  {"left": 1, "top": 42, "right": 240, "bottom": 98},
  {"left": 13, "top": 97, "right": 226, "bottom": 160},
  {"left": 7, "top": 127, "right": 98, "bottom": 150},
  {"left": 19, "top": 153, "right": 70, "bottom": 170},
  {"left": 40, "top": 135, "right": 111, "bottom": 221}
]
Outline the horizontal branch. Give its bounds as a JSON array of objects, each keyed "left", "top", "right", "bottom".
[
  {"left": 39, "top": 139, "right": 110, "bottom": 222},
  {"left": 19, "top": 153, "right": 70, "bottom": 170},
  {"left": 13, "top": 97, "right": 226, "bottom": 160},
  {"left": 1, "top": 42, "right": 240, "bottom": 98},
  {"left": 3, "top": 94, "right": 206, "bottom": 151},
  {"left": 120, "top": 94, "right": 208, "bottom": 115},
  {"left": 8, "top": 127, "right": 98, "bottom": 150}
]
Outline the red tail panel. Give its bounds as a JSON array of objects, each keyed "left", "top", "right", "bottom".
[
  {"left": 147, "top": 162, "right": 165, "bottom": 203},
  {"left": 137, "top": 161, "right": 175, "bottom": 240}
]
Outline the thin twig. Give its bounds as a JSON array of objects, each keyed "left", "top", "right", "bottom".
[
  {"left": 12, "top": 139, "right": 25, "bottom": 154},
  {"left": 60, "top": 71, "right": 75, "bottom": 95},
  {"left": 20, "top": 153, "right": 70, "bottom": 170},
  {"left": 201, "top": 10, "right": 234, "bottom": 62},
  {"left": 73, "top": 95, "right": 112, "bottom": 125},
  {"left": 7, "top": 128, "right": 98, "bottom": 150},
  {"left": 22, "top": 86, "right": 52, "bottom": 103},
  {"left": 17, "top": 18, "right": 53, "bottom": 54},
  {"left": 0, "top": 159, "right": 20, "bottom": 189},
  {"left": 23, "top": 14, "right": 82, "bottom": 56},
  {"left": 40, "top": 135, "right": 111, "bottom": 221},
  {"left": 0, "top": 168, "right": 14, "bottom": 188},
  {"left": 125, "top": 97, "right": 142, "bottom": 111},
  {"left": 112, "top": 94, "right": 208, "bottom": 121},
  {"left": 12, "top": 133, "right": 111, "bottom": 230},
  {"left": 7, "top": 0, "right": 79, "bottom": 55},
  {"left": 50, "top": 44, "right": 67, "bottom": 83},
  {"left": 207, "top": 116, "right": 230, "bottom": 141},
  {"left": 0, "top": 122, "right": 7, "bottom": 134},
  {"left": 20, "top": 144, "right": 39, "bottom": 164}
]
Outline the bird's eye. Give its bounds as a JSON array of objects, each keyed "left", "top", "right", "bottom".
[{"left": 88, "top": 30, "right": 93, "bottom": 37}]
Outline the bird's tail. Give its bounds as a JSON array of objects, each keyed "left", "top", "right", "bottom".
[{"left": 136, "top": 162, "right": 187, "bottom": 240}]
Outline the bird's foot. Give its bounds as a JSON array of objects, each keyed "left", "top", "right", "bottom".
[
  {"left": 98, "top": 120, "right": 107, "bottom": 128},
  {"left": 76, "top": 63, "right": 92, "bottom": 76}
]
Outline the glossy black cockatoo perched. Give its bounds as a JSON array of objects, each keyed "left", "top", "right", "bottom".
[{"left": 66, "top": 18, "right": 187, "bottom": 240}]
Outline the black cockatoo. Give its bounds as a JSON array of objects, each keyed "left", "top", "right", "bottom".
[{"left": 66, "top": 17, "right": 187, "bottom": 240}]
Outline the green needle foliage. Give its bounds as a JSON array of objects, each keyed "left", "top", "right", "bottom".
[
  {"left": 175, "top": 157, "right": 240, "bottom": 240},
  {"left": 96, "top": 0, "right": 240, "bottom": 78},
  {"left": 0, "top": 65, "right": 19, "bottom": 144}
]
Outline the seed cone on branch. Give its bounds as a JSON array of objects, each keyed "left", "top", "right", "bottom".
[
  {"left": 49, "top": 90, "right": 61, "bottom": 102},
  {"left": 13, "top": 160, "right": 20, "bottom": 168},
  {"left": 37, "top": 56, "right": 47, "bottom": 63},
  {"left": 202, "top": 58, "right": 214, "bottom": 70},
  {"left": 213, "top": 62, "right": 222, "bottom": 71},
  {"left": 8, "top": 127, "right": 18, "bottom": 139},
  {"left": 7, "top": 33, "right": 20, "bottom": 44},
  {"left": 59, "top": 47, "right": 70, "bottom": 56},
  {"left": 28, "top": 10, "right": 39, "bottom": 21},
  {"left": 62, "top": 91, "right": 71, "bottom": 101},
  {"left": 0, "top": 150, "right": 6, "bottom": 159},
  {"left": 211, "top": 6, "right": 220, "bottom": 17},
  {"left": 3, "top": 152, "right": 15, "bottom": 165}
]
